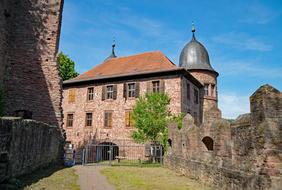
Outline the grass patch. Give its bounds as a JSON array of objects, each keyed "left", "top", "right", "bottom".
[
  {"left": 20, "top": 166, "right": 80, "bottom": 190},
  {"left": 101, "top": 166, "right": 214, "bottom": 190}
]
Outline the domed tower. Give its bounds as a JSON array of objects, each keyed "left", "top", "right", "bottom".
[{"left": 179, "top": 24, "right": 221, "bottom": 123}]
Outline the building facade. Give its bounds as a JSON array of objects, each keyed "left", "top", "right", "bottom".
[{"left": 62, "top": 29, "right": 220, "bottom": 148}]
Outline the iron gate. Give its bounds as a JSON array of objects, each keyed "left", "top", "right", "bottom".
[{"left": 82, "top": 143, "right": 163, "bottom": 166}]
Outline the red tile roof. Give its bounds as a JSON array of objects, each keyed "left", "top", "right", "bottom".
[{"left": 67, "top": 51, "right": 177, "bottom": 82}]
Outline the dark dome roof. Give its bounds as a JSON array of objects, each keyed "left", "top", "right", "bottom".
[{"left": 179, "top": 32, "right": 218, "bottom": 75}]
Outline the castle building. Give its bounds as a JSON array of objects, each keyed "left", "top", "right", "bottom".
[{"left": 62, "top": 27, "right": 221, "bottom": 148}]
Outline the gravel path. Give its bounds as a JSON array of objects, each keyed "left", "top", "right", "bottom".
[{"left": 75, "top": 165, "right": 115, "bottom": 190}]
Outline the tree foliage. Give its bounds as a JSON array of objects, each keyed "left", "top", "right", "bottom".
[
  {"left": 59, "top": 52, "right": 79, "bottom": 81},
  {"left": 131, "top": 92, "right": 172, "bottom": 149}
]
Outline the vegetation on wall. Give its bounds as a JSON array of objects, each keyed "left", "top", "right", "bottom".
[
  {"left": 59, "top": 52, "right": 79, "bottom": 81},
  {"left": 132, "top": 92, "right": 182, "bottom": 151}
]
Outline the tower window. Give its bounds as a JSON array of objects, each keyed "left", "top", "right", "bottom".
[
  {"left": 211, "top": 84, "right": 215, "bottom": 97},
  {"left": 204, "top": 84, "right": 209, "bottom": 96},
  {"left": 187, "top": 83, "right": 190, "bottom": 100},
  {"left": 194, "top": 89, "right": 199, "bottom": 104}
]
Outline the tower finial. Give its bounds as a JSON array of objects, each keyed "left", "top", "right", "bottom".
[
  {"left": 112, "top": 38, "right": 116, "bottom": 55},
  {"left": 192, "top": 21, "right": 196, "bottom": 33},
  {"left": 191, "top": 22, "right": 196, "bottom": 40}
]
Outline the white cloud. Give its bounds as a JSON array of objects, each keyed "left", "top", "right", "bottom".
[
  {"left": 238, "top": 3, "right": 278, "bottom": 24},
  {"left": 212, "top": 32, "right": 272, "bottom": 52},
  {"left": 213, "top": 58, "right": 282, "bottom": 79},
  {"left": 219, "top": 93, "right": 250, "bottom": 119}
]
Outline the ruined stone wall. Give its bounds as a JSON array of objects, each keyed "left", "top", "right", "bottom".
[
  {"left": 0, "top": 0, "right": 63, "bottom": 126},
  {"left": 0, "top": 117, "right": 64, "bottom": 183},
  {"left": 0, "top": 1, "right": 9, "bottom": 86},
  {"left": 165, "top": 84, "right": 282, "bottom": 190}
]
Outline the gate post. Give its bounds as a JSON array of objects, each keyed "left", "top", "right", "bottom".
[
  {"left": 109, "top": 145, "right": 113, "bottom": 166},
  {"left": 85, "top": 146, "right": 88, "bottom": 165},
  {"left": 82, "top": 149, "right": 85, "bottom": 165},
  {"left": 160, "top": 145, "right": 163, "bottom": 165}
]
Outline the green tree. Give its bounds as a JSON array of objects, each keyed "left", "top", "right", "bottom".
[
  {"left": 59, "top": 52, "right": 79, "bottom": 81},
  {"left": 132, "top": 92, "right": 172, "bottom": 150}
]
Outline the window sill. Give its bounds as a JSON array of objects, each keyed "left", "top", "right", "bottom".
[
  {"left": 127, "top": 97, "right": 136, "bottom": 100},
  {"left": 103, "top": 99, "right": 115, "bottom": 102}
]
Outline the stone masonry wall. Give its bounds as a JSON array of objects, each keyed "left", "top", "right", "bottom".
[
  {"left": 0, "top": 117, "right": 64, "bottom": 183},
  {"left": 63, "top": 76, "right": 183, "bottom": 148},
  {"left": 190, "top": 70, "right": 221, "bottom": 123},
  {"left": 63, "top": 75, "right": 202, "bottom": 148},
  {"left": 0, "top": 0, "right": 63, "bottom": 126},
  {"left": 165, "top": 84, "right": 282, "bottom": 190}
]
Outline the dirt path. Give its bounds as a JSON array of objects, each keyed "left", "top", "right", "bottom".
[{"left": 75, "top": 165, "right": 115, "bottom": 190}]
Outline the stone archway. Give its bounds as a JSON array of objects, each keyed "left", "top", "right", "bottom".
[
  {"left": 96, "top": 142, "right": 119, "bottom": 161},
  {"left": 202, "top": 136, "right": 214, "bottom": 151}
]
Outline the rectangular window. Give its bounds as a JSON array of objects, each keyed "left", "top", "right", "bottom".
[
  {"left": 106, "top": 85, "right": 114, "bottom": 99},
  {"left": 211, "top": 84, "right": 215, "bottom": 97},
  {"left": 66, "top": 114, "right": 74, "bottom": 127},
  {"left": 152, "top": 81, "right": 160, "bottom": 93},
  {"left": 187, "top": 83, "right": 190, "bottom": 100},
  {"left": 128, "top": 83, "right": 136, "bottom": 97},
  {"left": 104, "top": 111, "right": 113, "bottom": 128},
  {"left": 68, "top": 89, "right": 76, "bottom": 103},
  {"left": 85, "top": 113, "right": 93, "bottom": 127},
  {"left": 87, "top": 87, "right": 94, "bottom": 101},
  {"left": 125, "top": 110, "right": 134, "bottom": 127},
  {"left": 194, "top": 89, "right": 199, "bottom": 104},
  {"left": 204, "top": 84, "right": 209, "bottom": 96}
]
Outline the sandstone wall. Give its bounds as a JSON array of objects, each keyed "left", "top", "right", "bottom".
[
  {"left": 0, "top": 0, "right": 63, "bottom": 126},
  {"left": 165, "top": 84, "right": 282, "bottom": 190},
  {"left": 190, "top": 70, "right": 221, "bottom": 123},
  {"left": 0, "top": 117, "right": 64, "bottom": 183},
  {"left": 63, "top": 75, "right": 188, "bottom": 148}
]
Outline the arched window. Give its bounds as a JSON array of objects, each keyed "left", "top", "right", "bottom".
[
  {"left": 202, "top": 136, "right": 214, "bottom": 151},
  {"left": 168, "top": 139, "right": 172, "bottom": 147}
]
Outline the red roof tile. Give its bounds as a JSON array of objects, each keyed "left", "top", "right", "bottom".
[{"left": 70, "top": 51, "right": 177, "bottom": 82}]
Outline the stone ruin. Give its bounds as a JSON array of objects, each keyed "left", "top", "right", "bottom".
[{"left": 165, "top": 84, "right": 282, "bottom": 190}]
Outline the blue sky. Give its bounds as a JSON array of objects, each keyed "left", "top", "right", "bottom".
[{"left": 59, "top": 0, "right": 282, "bottom": 119}]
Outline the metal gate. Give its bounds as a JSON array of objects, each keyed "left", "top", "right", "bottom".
[{"left": 82, "top": 143, "right": 163, "bottom": 166}]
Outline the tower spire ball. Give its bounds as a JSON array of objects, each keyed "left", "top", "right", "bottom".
[{"left": 192, "top": 22, "right": 196, "bottom": 33}]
